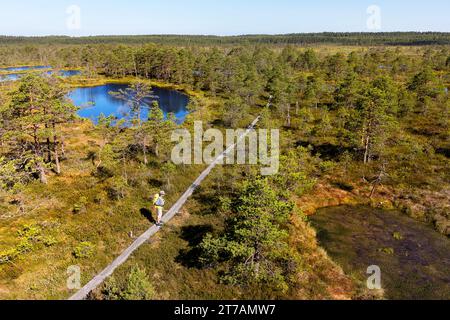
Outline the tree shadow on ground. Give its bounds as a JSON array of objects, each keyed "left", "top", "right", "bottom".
[
  {"left": 148, "top": 178, "right": 163, "bottom": 188},
  {"left": 191, "top": 186, "right": 221, "bottom": 216},
  {"left": 140, "top": 208, "right": 156, "bottom": 224},
  {"left": 175, "top": 224, "right": 214, "bottom": 269},
  {"left": 296, "top": 140, "right": 358, "bottom": 161},
  {"left": 211, "top": 119, "right": 225, "bottom": 126}
]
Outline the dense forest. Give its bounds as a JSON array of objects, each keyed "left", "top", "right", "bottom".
[
  {"left": 1, "top": 32, "right": 450, "bottom": 46},
  {"left": 0, "top": 37, "right": 449, "bottom": 300}
]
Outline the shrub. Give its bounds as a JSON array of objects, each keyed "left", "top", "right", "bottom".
[
  {"left": 0, "top": 157, "right": 27, "bottom": 193},
  {"left": 392, "top": 232, "right": 403, "bottom": 240},
  {"left": 199, "top": 234, "right": 222, "bottom": 268},
  {"left": 42, "top": 236, "right": 58, "bottom": 247},
  {"left": 94, "top": 194, "right": 103, "bottom": 204},
  {"left": 73, "top": 242, "right": 95, "bottom": 259},
  {"left": 17, "top": 224, "right": 42, "bottom": 241},
  {"left": 15, "top": 239, "right": 34, "bottom": 254},
  {"left": 319, "top": 160, "right": 337, "bottom": 173},
  {"left": 378, "top": 247, "right": 395, "bottom": 255},
  {"left": 219, "top": 196, "right": 232, "bottom": 212},
  {"left": 106, "top": 176, "right": 128, "bottom": 200},
  {"left": 122, "top": 265, "right": 155, "bottom": 300},
  {"left": 0, "top": 248, "right": 18, "bottom": 264},
  {"left": 102, "top": 276, "right": 121, "bottom": 300},
  {"left": 73, "top": 196, "right": 88, "bottom": 214},
  {"left": 0, "top": 224, "right": 43, "bottom": 265}
]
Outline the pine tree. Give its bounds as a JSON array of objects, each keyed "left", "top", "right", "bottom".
[
  {"left": 358, "top": 76, "right": 398, "bottom": 164},
  {"left": 200, "top": 178, "right": 298, "bottom": 292},
  {"left": 4, "top": 74, "right": 76, "bottom": 183},
  {"left": 110, "top": 81, "right": 156, "bottom": 164},
  {"left": 46, "top": 77, "right": 77, "bottom": 174},
  {"left": 144, "top": 101, "right": 176, "bottom": 160}
]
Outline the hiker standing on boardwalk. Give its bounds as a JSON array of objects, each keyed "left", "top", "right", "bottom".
[{"left": 153, "top": 191, "right": 166, "bottom": 226}]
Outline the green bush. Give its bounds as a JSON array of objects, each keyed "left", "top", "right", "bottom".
[
  {"left": 17, "top": 224, "right": 42, "bottom": 241},
  {"left": 73, "top": 242, "right": 95, "bottom": 259},
  {"left": 94, "top": 194, "right": 103, "bottom": 204},
  {"left": 0, "top": 224, "right": 43, "bottom": 265},
  {"left": 122, "top": 265, "right": 155, "bottom": 300},
  {"left": 42, "top": 236, "right": 58, "bottom": 247},
  {"left": 219, "top": 196, "right": 232, "bottom": 212},
  {"left": 102, "top": 276, "right": 121, "bottom": 300},
  {"left": 0, "top": 248, "right": 18, "bottom": 264},
  {"left": 378, "top": 247, "right": 395, "bottom": 255},
  {"left": 73, "top": 196, "right": 88, "bottom": 214},
  {"left": 319, "top": 160, "right": 337, "bottom": 173},
  {"left": 101, "top": 265, "right": 155, "bottom": 300},
  {"left": 105, "top": 176, "right": 128, "bottom": 200},
  {"left": 392, "top": 232, "right": 404, "bottom": 240},
  {"left": 15, "top": 239, "right": 34, "bottom": 254}
]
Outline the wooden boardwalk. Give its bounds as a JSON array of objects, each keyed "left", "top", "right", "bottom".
[{"left": 69, "top": 117, "right": 260, "bottom": 300}]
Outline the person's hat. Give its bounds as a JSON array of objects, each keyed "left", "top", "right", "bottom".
[{"left": 159, "top": 191, "right": 166, "bottom": 196}]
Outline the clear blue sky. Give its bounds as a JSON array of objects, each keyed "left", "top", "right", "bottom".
[{"left": 0, "top": 0, "right": 449, "bottom": 36}]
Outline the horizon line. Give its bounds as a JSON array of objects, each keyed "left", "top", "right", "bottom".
[{"left": 1, "top": 31, "right": 450, "bottom": 38}]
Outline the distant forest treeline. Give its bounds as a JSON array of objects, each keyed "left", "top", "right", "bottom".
[{"left": 1, "top": 32, "right": 450, "bottom": 46}]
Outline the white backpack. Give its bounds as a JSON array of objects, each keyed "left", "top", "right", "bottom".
[{"left": 155, "top": 197, "right": 165, "bottom": 207}]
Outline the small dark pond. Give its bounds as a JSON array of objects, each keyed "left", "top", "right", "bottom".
[{"left": 310, "top": 205, "right": 450, "bottom": 299}]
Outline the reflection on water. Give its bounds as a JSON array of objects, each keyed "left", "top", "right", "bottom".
[
  {"left": 45, "top": 70, "right": 82, "bottom": 77},
  {"left": 0, "top": 73, "right": 22, "bottom": 82},
  {"left": 0, "top": 67, "right": 81, "bottom": 82},
  {"left": 69, "top": 83, "right": 189, "bottom": 124},
  {"left": 0, "top": 65, "right": 51, "bottom": 72}
]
